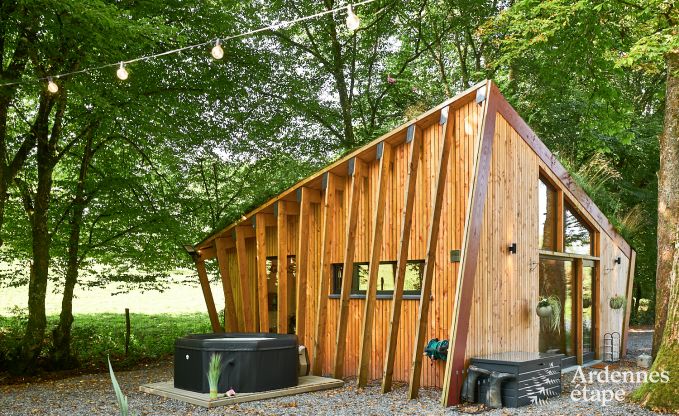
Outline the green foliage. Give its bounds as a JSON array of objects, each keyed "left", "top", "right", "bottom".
[
  {"left": 609, "top": 294, "right": 626, "bottom": 310},
  {"left": 108, "top": 356, "right": 129, "bottom": 416},
  {"left": 0, "top": 312, "right": 211, "bottom": 370},
  {"left": 207, "top": 353, "right": 222, "bottom": 398},
  {"left": 538, "top": 295, "right": 562, "bottom": 333}
]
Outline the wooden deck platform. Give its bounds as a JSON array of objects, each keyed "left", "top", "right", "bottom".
[{"left": 139, "top": 376, "right": 344, "bottom": 408}]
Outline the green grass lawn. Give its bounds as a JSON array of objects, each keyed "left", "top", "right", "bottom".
[{"left": 0, "top": 312, "right": 214, "bottom": 371}]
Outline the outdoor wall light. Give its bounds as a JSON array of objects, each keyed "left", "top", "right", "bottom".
[
  {"left": 508, "top": 243, "right": 517, "bottom": 254},
  {"left": 615, "top": 256, "right": 621, "bottom": 264}
]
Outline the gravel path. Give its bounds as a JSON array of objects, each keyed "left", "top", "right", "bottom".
[{"left": 0, "top": 329, "right": 667, "bottom": 415}]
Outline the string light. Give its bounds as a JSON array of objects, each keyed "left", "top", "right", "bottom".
[
  {"left": 211, "top": 39, "right": 224, "bottom": 60},
  {"left": 0, "top": 0, "right": 377, "bottom": 88},
  {"left": 116, "top": 62, "right": 129, "bottom": 80},
  {"left": 346, "top": 4, "right": 360, "bottom": 31},
  {"left": 47, "top": 77, "right": 59, "bottom": 93}
]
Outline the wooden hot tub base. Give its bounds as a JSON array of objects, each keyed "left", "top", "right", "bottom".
[{"left": 139, "top": 375, "right": 344, "bottom": 408}]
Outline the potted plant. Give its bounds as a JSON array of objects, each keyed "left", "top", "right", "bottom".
[
  {"left": 610, "top": 294, "right": 625, "bottom": 310},
  {"left": 536, "top": 295, "right": 561, "bottom": 332},
  {"left": 207, "top": 353, "right": 222, "bottom": 399}
]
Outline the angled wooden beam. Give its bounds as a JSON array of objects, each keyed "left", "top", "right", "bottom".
[
  {"left": 235, "top": 226, "right": 255, "bottom": 332},
  {"left": 441, "top": 81, "right": 498, "bottom": 406},
  {"left": 276, "top": 201, "right": 290, "bottom": 334},
  {"left": 311, "top": 172, "right": 337, "bottom": 375},
  {"left": 195, "top": 257, "right": 223, "bottom": 332},
  {"left": 215, "top": 237, "right": 239, "bottom": 332},
  {"left": 296, "top": 187, "right": 321, "bottom": 344},
  {"left": 254, "top": 214, "right": 270, "bottom": 333},
  {"left": 357, "top": 142, "right": 393, "bottom": 387},
  {"left": 197, "top": 245, "right": 216, "bottom": 260},
  {"left": 621, "top": 250, "right": 637, "bottom": 358},
  {"left": 382, "top": 124, "right": 422, "bottom": 393},
  {"left": 333, "top": 157, "right": 366, "bottom": 378},
  {"left": 407, "top": 106, "right": 455, "bottom": 399}
]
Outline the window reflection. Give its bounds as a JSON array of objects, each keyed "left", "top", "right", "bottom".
[
  {"left": 565, "top": 205, "right": 592, "bottom": 255},
  {"left": 539, "top": 179, "right": 558, "bottom": 251},
  {"left": 332, "top": 260, "right": 424, "bottom": 295}
]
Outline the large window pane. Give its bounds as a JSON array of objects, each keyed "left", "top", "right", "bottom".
[
  {"left": 565, "top": 205, "right": 592, "bottom": 255},
  {"left": 539, "top": 179, "right": 558, "bottom": 251},
  {"left": 266, "top": 256, "right": 296, "bottom": 333},
  {"left": 539, "top": 257, "right": 576, "bottom": 358}
]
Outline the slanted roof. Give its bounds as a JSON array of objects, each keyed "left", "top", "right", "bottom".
[{"left": 194, "top": 79, "right": 631, "bottom": 258}]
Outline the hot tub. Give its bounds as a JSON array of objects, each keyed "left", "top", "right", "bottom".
[{"left": 174, "top": 333, "right": 298, "bottom": 393}]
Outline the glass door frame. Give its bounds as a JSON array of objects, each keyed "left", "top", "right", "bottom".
[
  {"left": 539, "top": 246, "right": 600, "bottom": 365},
  {"left": 539, "top": 170, "right": 601, "bottom": 365}
]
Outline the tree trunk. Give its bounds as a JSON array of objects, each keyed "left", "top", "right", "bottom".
[
  {"left": 632, "top": 50, "right": 679, "bottom": 412},
  {"left": 50, "top": 133, "right": 94, "bottom": 369},
  {"left": 17, "top": 141, "right": 54, "bottom": 373},
  {"left": 14, "top": 92, "right": 62, "bottom": 374},
  {"left": 652, "top": 51, "right": 679, "bottom": 358},
  {"left": 633, "top": 281, "right": 642, "bottom": 323}
]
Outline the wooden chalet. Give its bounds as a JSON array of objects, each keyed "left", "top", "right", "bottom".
[{"left": 188, "top": 80, "right": 636, "bottom": 406}]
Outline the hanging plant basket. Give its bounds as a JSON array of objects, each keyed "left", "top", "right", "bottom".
[
  {"left": 536, "top": 304, "right": 553, "bottom": 318},
  {"left": 610, "top": 295, "right": 625, "bottom": 310},
  {"left": 536, "top": 295, "right": 561, "bottom": 333}
]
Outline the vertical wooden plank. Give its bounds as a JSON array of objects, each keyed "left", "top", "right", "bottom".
[
  {"left": 357, "top": 142, "right": 393, "bottom": 387},
  {"left": 215, "top": 238, "right": 239, "bottom": 332},
  {"left": 334, "top": 158, "right": 365, "bottom": 378},
  {"left": 576, "top": 258, "right": 584, "bottom": 365},
  {"left": 407, "top": 106, "right": 454, "bottom": 399},
  {"left": 296, "top": 188, "right": 320, "bottom": 343},
  {"left": 311, "top": 172, "right": 337, "bottom": 375},
  {"left": 255, "top": 214, "right": 269, "bottom": 332},
  {"left": 195, "top": 257, "right": 223, "bottom": 332},
  {"left": 382, "top": 124, "right": 422, "bottom": 393},
  {"left": 235, "top": 227, "right": 255, "bottom": 332},
  {"left": 441, "top": 82, "right": 497, "bottom": 406},
  {"left": 621, "top": 250, "right": 637, "bottom": 358},
  {"left": 277, "top": 201, "right": 289, "bottom": 334}
]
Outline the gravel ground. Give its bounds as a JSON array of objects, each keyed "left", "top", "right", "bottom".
[{"left": 0, "top": 330, "right": 668, "bottom": 415}]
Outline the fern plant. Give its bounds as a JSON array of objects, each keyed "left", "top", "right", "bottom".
[
  {"left": 207, "top": 353, "right": 222, "bottom": 399},
  {"left": 537, "top": 295, "right": 562, "bottom": 333},
  {"left": 108, "top": 356, "right": 129, "bottom": 416}
]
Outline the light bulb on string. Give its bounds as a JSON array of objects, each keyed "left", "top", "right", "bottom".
[
  {"left": 346, "top": 4, "right": 360, "bottom": 31},
  {"left": 211, "top": 39, "right": 224, "bottom": 60},
  {"left": 47, "top": 77, "right": 59, "bottom": 94},
  {"left": 116, "top": 62, "right": 128, "bottom": 80}
]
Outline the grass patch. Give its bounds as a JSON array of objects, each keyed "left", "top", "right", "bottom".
[{"left": 0, "top": 311, "right": 212, "bottom": 371}]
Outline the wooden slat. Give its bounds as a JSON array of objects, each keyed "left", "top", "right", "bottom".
[
  {"left": 296, "top": 187, "right": 320, "bottom": 342},
  {"left": 194, "top": 81, "right": 488, "bottom": 251},
  {"left": 312, "top": 172, "right": 337, "bottom": 375},
  {"left": 333, "top": 158, "right": 365, "bottom": 378},
  {"left": 139, "top": 376, "right": 344, "bottom": 408},
  {"left": 382, "top": 124, "right": 422, "bottom": 393},
  {"left": 357, "top": 143, "right": 393, "bottom": 387},
  {"left": 407, "top": 106, "right": 454, "bottom": 399},
  {"left": 621, "top": 250, "right": 637, "bottom": 357},
  {"left": 195, "top": 258, "right": 223, "bottom": 332},
  {"left": 255, "top": 213, "right": 270, "bottom": 332},
  {"left": 277, "top": 201, "right": 289, "bottom": 334},
  {"left": 441, "top": 82, "right": 497, "bottom": 406},
  {"left": 576, "top": 258, "right": 584, "bottom": 365},
  {"left": 235, "top": 226, "right": 255, "bottom": 332},
  {"left": 214, "top": 238, "right": 239, "bottom": 332}
]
